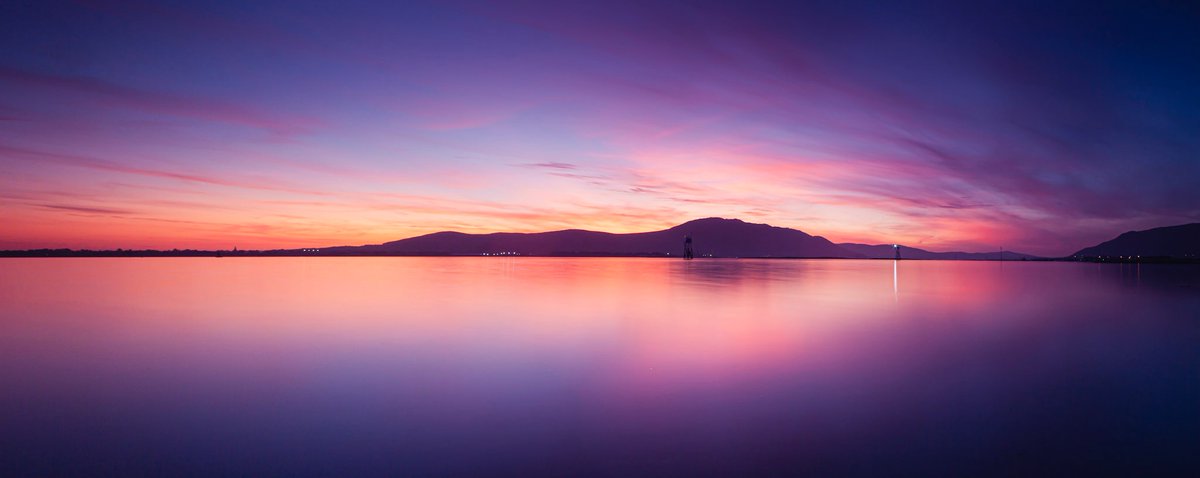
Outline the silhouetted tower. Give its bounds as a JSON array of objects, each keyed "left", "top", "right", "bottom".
[
  {"left": 684, "top": 235, "right": 694, "bottom": 260},
  {"left": 894, "top": 244, "right": 901, "bottom": 260}
]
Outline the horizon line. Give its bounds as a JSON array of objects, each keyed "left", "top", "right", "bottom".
[{"left": 3, "top": 216, "right": 1043, "bottom": 256}]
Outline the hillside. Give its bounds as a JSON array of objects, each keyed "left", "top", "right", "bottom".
[
  {"left": 323, "top": 218, "right": 857, "bottom": 257},
  {"left": 1073, "top": 223, "right": 1200, "bottom": 259}
]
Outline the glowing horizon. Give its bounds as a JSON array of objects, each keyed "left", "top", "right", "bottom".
[{"left": 2, "top": 1, "right": 1198, "bottom": 256}]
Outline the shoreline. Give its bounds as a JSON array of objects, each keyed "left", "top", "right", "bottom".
[{"left": 1, "top": 251, "right": 1195, "bottom": 263}]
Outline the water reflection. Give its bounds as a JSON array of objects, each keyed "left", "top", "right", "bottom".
[{"left": 1, "top": 258, "right": 1197, "bottom": 476}]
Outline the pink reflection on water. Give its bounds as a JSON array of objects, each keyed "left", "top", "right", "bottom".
[
  {"left": 1, "top": 257, "right": 1196, "bottom": 475},
  {"left": 0, "top": 257, "right": 1111, "bottom": 396}
]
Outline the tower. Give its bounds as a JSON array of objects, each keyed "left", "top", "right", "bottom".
[
  {"left": 684, "top": 235, "right": 694, "bottom": 260},
  {"left": 894, "top": 244, "right": 901, "bottom": 260}
]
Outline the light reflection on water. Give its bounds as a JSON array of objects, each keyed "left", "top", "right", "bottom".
[{"left": 1, "top": 258, "right": 1197, "bottom": 475}]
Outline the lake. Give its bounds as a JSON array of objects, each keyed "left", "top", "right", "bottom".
[{"left": 1, "top": 258, "right": 1197, "bottom": 476}]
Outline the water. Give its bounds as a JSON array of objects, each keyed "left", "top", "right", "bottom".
[{"left": 1, "top": 258, "right": 1197, "bottom": 476}]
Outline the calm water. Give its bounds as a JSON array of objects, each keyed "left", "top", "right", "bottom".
[{"left": 1, "top": 258, "right": 1198, "bottom": 476}]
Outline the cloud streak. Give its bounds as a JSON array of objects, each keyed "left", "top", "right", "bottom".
[{"left": 0, "top": 67, "right": 319, "bottom": 136}]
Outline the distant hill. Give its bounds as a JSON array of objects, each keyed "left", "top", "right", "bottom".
[
  {"left": 1073, "top": 223, "right": 1200, "bottom": 259},
  {"left": 837, "top": 243, "right": 1038, "bottom": 260},
  {"left": 323, "top": 218, "right": 856, "bottom": 258},
  {"left": 318, "top": 218, "right": 1041, "bottom": 259},
  {"left": 0, "top": 217, "right": 1061, "bottom": 259}
]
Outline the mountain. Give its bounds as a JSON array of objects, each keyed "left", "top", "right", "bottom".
[
  {"left": 316, "top": 217, "right": 1047, "bottom": 259},
  {"left": 837, "top": 243, "right": 1039, "bottom": 260},
  {"left": 323, "top": 218, "right": 858, "bottom": 258},
  {"left": 1073, "top": 223, "right": 1200, "bottom": 259}
]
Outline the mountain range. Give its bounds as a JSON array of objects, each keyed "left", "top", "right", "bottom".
[
  {"left": 6, "top": 218, "right": 1197, "bottom": 260},
  {"left": 1072, "top": 223, "right": 1200, "bottom": 259},
  {"left": 321, "top": 217, "right": 1039, "bottom": 259}
]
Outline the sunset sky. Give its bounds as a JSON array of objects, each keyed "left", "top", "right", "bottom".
[{"left": 2, "top": 0, "right": 1198, "bottom": 256}]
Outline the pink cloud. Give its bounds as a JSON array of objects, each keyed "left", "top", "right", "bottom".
[{"left": 0, "top": 67, "right": 321, "bottom": 136}]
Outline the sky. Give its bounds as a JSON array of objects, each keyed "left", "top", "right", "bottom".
[{"left": 1, "top": 0, "right": 1198, "bottom": 256}]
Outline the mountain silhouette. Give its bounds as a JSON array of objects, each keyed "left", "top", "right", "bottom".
[
  {"left": 324, "top": 218, "right": 856, "bottom": 257},
  {"left": 1073, "top": 223, "right": 1200, "bottom": 259},
  {"left": 837, "top": 243, "right": 1038, "bottom": 260}
]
